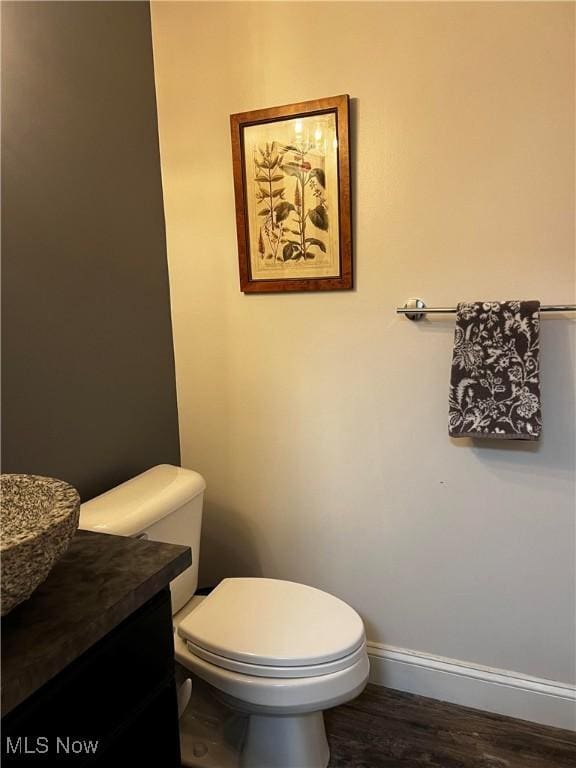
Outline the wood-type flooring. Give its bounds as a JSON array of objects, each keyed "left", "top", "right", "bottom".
[{"left": 325, "top": 685, "right": 576, "bottom": 768}]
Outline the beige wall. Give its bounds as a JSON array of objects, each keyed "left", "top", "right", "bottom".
[{"left": 151, "top": 1, "right": 575, "bottom": 684}]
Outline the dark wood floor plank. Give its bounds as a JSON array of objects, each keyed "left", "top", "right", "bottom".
[{"left": 325, "top": 685, "right": 576, "bottom": 768}]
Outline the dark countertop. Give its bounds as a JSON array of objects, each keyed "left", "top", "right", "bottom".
[{"left": 1, "top": 530, "right": 191, "bottom": 716}]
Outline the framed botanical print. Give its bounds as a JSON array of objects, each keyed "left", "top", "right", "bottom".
[{"left": 230, "top": 95, "right": 352, "bottom": 293}]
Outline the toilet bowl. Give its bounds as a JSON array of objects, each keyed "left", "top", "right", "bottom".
[{"left": 79, "top": 465, "right": 369, "bottom": 768}]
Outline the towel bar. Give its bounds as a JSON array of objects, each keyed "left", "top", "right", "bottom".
[{"left": 396, "top": 298, "right": 576, "bottom": 321}]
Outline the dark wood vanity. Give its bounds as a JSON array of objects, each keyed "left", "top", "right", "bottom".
[{"left": 1, "top": 530, "right": 191, "bottom": 765}]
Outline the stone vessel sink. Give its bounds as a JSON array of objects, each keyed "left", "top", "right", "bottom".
[{"left": 1, "top": 474, "right": 80, "bottom": 616}]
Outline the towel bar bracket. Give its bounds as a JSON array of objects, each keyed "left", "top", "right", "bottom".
[{"left": 403, "top": 297, "right": 426, "bottom": 321}]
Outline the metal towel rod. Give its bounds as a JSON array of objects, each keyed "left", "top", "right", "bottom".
[{"left": 396, "top": 298, "right": 576, "bottom": 321}]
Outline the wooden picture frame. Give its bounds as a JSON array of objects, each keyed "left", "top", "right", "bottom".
[{"left": 230, "top": 95, "right": 352, "bottom": 293}]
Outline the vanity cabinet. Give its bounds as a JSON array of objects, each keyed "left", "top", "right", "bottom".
[{"left": 1, "top": 531, "right": 191, "bottom": 766}]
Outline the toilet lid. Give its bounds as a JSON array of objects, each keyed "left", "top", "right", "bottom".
[{"left": 177, "top": 578, "right": 365, "bottom": 668}]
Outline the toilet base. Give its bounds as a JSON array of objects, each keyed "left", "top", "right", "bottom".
[
  {"left": 241, "top": 711, "right": 329, "bottom": 768},
  {"left": 177, "top": 669, "right": 331, "bottom": 768}
]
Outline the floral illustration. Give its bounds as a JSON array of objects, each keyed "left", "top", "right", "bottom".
[
  {"left": 252, "top": 139, "right": 329, "bottom": 264},
  {"left": 448, "top": 301, "right": 541, "bottom": 439},
  {"left": 238, "top": 107, "right": 344, "bottom": 287}
]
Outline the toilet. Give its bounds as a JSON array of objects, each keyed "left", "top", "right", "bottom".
[{"left": 79, "top": 465, "right": 369, "bottom": 768}]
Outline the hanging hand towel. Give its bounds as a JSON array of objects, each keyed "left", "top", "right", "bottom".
[{"left": 448, "top": 301, "right": 541, "bottom": 440}]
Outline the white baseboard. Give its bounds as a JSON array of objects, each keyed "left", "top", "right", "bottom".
[{"left": 366, "top": 642, "right": 576, "bottom": 731}]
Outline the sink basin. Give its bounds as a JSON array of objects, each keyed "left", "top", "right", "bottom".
[{"left": 1, "top": 474, "right": 80, "bottom": 616}]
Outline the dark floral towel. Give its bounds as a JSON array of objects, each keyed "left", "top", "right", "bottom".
[{"left": 448, "top": 301, "right": 541, "bottom": 440}]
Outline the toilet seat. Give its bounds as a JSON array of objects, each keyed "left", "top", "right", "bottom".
[
  {"left": 177, "top": 577, "right": 365, "bottom": 669},
  {"left": 174, "top": 631, "right": 370, "bottom": 712},
  {"left": 184, "top": 638, "right": 367, "bottom": 678}
]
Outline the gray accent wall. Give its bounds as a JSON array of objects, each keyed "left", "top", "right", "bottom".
[{"left": 1, "top": 1, "right": 180, "bottom": 500}]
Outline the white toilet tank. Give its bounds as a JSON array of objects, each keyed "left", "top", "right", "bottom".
[{"left": 79, "top": 464, "right": 205, "bottom": 614}]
